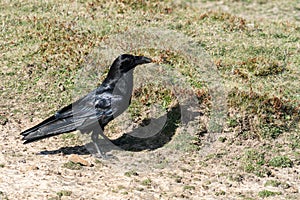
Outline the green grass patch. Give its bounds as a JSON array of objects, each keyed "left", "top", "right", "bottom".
[
  {"left": 289, "top": 132, "right": 300, "bottom": 149},
  {"left": 62, "top": 161, "right": 82, "bottom": 170},
  {"left": 183, "top": 185, "right": 195, "bottom": 191},
  {"left": 215, "top": 190, "right": 226, "bottom": 196},
  {"left": 60, "top": 133, "right": 77, "bottom": 140},
  {"left": 124, "top": 170, "right": 139, "bottom": 177},
  {"left": 57, "top": 190, "right": 72, "bottom": 197},
  {"left": 218, "top": 136, "right": 227, "bottom": 143},
  {"left": 227, "top": 117, "right": 239, "bottom": 128},
  {"left": 258, "top": 190, "right": 281, "bottom": 198},
  {"left": 268, "top": 156, "right": 293, "bottom": 168},
  {"left": 242, "top": 149, "right": 270, "bottom": 177},
  {"left": 228, "top": 87, "right": 298, "bottom": 140},
  {"left": 264, "top": 180, "right": 281, "bottom": 187},
  {"left": 141, "top": 178, "right": 152, "bottom": 186}
]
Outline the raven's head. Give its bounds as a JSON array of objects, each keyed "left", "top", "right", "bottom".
[{"left": 114, "top": 54, "right": 152, "bottom": 73}]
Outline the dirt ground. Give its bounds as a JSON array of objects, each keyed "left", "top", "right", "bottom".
[{"left": 0, "top": 116, "right": 299, "bottom": 199}]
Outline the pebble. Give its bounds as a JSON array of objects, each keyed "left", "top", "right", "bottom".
[{"left": 68, "top": 154, "right": 92, "bottom": 167}]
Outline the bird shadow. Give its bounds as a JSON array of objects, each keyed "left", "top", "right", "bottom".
[
  {"left": 109, "top": 103, "right": 182, "bottom": 152},
  {"left": 40, "top": 103, "right": 200, "bottom": 156}
]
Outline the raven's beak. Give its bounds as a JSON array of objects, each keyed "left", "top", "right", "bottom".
[{"left": 135, "top": 56, "right": 152, "bottom": 65}]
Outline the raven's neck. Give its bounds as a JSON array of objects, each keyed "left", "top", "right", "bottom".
[{"left": 101, "top": 69, "right": 133, "bottom": 92}]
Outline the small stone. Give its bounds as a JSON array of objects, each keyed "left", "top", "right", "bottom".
[
  {"left": 26, "top": 165, "right": 39, "bottom": 171},
  {"left": 68, "top": 154, "right": 91, "bottom": 167},
  {"left": 288, "top": 187, "right": 299, "bottom": 193}
]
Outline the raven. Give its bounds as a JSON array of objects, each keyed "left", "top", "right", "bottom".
[{"left": 21, "top": 54, "right": 152, "bottom": 157}]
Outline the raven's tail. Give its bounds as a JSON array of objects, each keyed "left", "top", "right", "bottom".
[{"left": 21, "top": 114, "right": 76, "bottom": 144}]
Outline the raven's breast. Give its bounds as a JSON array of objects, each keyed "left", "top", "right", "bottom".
[{"left": 111, "top": 70, "right": 134, "bottom": 118}]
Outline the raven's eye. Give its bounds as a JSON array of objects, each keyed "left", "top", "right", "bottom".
[
  {"left": 125, "top": 59, "right": 132, "bottom": 65},
  {"left": 122, "top": 58, "right": 133, "bottom": 68}
]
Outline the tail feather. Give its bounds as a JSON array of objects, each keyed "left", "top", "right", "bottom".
[
  {"left": 21, "top": 115, "right": 76, "bottom": 144},
  {"left": 21, "top": 115, "right": 57, "bottom": 136}
]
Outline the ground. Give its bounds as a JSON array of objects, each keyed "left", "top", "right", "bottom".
[{"left": 0, "top": 0, "right": 300, "bottom": 199}]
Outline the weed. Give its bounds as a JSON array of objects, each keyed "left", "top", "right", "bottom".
[
  {"left": 60, "top": 133, "right": 77, "bottom": 140},
  {"left": 268, "top": 156, "right": 293, "bottom": 168},
  {"left": 260, "top": 125, "right": 284, "bottom": 139},
  {"left": 242, "top": 149, "right": 269, "bottom": 177},
  {"left": 264, "top": 180, "right": 281, "bottom": 187},
  {"left": 124, "top": 170, "right": 139, "bottom": 177},
  {"left": 215, "top": 190, "right": 226, "bottom": 196},
  {"left": 183, "top": 185, "right": 195, "bottom": 190},
  {"left": 218, "top": 136, "right": 227, "bottom": 143},
  {"left": 62, "top": 161, "right": 82, "bottom": 170},
  {"left": 258, "top": 190, "right": 281, "bottom": 198},
  {"left": 94, "top": 159, "right": 103, "bottom": 165},
  {"left": 0, "top": 115, "right": 8, "bottom": 125},
  {"left": 57, "top": 190, "right": 72, "bottom": 197},
  {"left": 227, "top": 117, "right": 239, "bottom": 128},
  {"left": 289, "top": 132, "right": 300, "bottom": 149},
  {"left": 141, "top": 178, "right": 152, "bottom": 186}
]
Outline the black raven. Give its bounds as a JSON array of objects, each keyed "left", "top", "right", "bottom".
[{"left": 21, "top": 54, "right": 152, "bottom": 157}]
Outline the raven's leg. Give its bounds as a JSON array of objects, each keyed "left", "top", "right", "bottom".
[{"left": 91, "top": 131, "right": 105, "bottom": 158}]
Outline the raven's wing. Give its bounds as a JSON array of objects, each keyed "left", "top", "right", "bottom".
[
  {"left": 70, "top": 90, "right": 116, "bottom": 128},
  {"left": 21, "top": 89, "right": 116, "bottom": 143}
]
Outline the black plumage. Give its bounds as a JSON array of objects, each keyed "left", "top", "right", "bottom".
[{"left": 21, "top": 54, "right": 152, "bottom": 157}]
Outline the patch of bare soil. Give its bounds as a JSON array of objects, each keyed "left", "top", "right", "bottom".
[{"left": 1, "top": 117, "right": 299, "bottom": 200}]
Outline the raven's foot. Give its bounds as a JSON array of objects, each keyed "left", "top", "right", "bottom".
[
  {"left": 93, "top": 152, "right": 116, "bottom": 160},
  {"left": 91, "top": 133, "right": 118, "bottom": 160}
]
